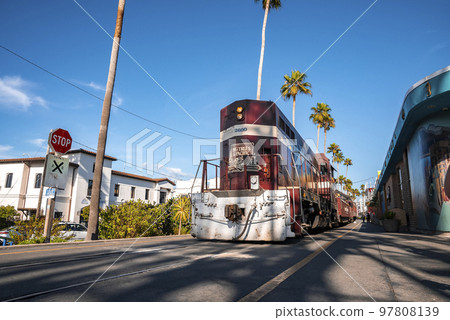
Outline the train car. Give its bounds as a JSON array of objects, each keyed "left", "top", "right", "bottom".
[
  {"left": 190, "top": 99, "right": 350, "bottom": 241},
  {"left": 334, "top": 190, "right": 357, "bottom": 224}
]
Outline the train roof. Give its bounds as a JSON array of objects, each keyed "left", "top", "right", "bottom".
[{"left": 222, "top": 99, "right": 317, "bottom": 159}]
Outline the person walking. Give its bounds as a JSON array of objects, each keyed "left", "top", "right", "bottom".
[{"left": 362, "top": 214, "right": 366, "bottom": 223}]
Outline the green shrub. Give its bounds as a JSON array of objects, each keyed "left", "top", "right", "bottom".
[
  {"left": 384, "top": 211, "right": 396, "bottom": 219},
  {"left": 11, "top": 217, "right": 72, "bottom": 244},
  {"left": 0, "top": 205, "right": 16, "bottom": 229}
]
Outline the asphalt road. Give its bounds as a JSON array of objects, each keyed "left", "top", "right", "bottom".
[{"left": 1, "top": 221, "right": 449, "bottom": 302}]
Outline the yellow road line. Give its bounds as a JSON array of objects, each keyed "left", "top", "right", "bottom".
[
  {"left": 0, "top": 235, "right": 191, "bottom": 256},
  {"left": 238, "top": 223, "right": 359, "bottom": 302}
]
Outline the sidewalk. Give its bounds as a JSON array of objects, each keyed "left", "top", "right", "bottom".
[{"left": 355, "top": 221, "right": 450, "bottom": 301}]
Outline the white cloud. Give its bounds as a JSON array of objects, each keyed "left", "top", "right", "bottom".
[
  {"left": 0, "top": 145, "right": 13, "bottom": 158},
  {"left": 113, "top": 95, "right": 123, "bottom": 107},
  {"left": 162, "top": 167, "right": 192, "bottom": 180},
  {"left": 78, "top": 80, "right": 124, "bottom": 107},
  {"left": 0, "top": 76, "right": 48, "bottom": 111},
  {"left": 86, "top": 81, "right": 105, "bottom": 91},
  {"left": 28, "top": 138, "right": 46, "bottom": 147}
]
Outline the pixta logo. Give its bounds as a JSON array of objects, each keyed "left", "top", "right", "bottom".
[{"left": 126, "top": 129, "right": 172, "bottom": 175}]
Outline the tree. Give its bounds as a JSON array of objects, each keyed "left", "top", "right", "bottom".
[
  {"left": 334, "top": 151, "right": 344, "bottom": 185},
  {"left": 360, "top": 184, "right": 366, "bottom": 214},
  {"left": 343, "top": 178, "right": 353, "bottom": 195},
  {"left": 309, "top": 103, "right": 330, "bottom": 152},
  {"left": 0, "top": 205, "right": 16, "bottom": 229},
  {"left": 327, "top": 143, "right": 340, "bottom": 159},
  {"left": 344, "top": 158, "right": 353, "bottom": 178},
  {"left": 172, "top": 197, "right": 191, "bottom": 235},
  {"left": 255, "top": 0, "right": 282, "bottom": 100},
  {"left": 280, "top": 70, "right": 312, "bottom": 127},
  {"left": 338, "top": 175, "right": 346, "bottom": 192},
  {"left": 322, "top": 114, "right": 335, "bottom": 153}
]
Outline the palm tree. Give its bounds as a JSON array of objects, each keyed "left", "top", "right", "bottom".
[
  {"left": 344, "top": 158, "right": 353, "bottom": 178},
  {"left": 322, "top": 114, "right": 335, "bottom": 153},
  {"left": 309, "top": 102, "right": 330, "bottom": 152},
  {"left": 334, "top": 151, "right": 344, "bottom": 184},
  {"left": 344, "top": 178, "right": 353, "bottom": 195},
  {"left": 255, "top": 0, "right": 282, "bottom": 100},
  {"left": 327, "top": 143, "right": 340, "bottom": 160},
  {"left": 172, "top": 197, "right": 191, "bottom": 235},
  {"left": 360, "top": 184, "right": 366, "bottom": 214},
  {"left": 338, "top": 175, "right": 346, "bottom": 192},
  {"left": 280, "top": 70, "right": 312, "bottom": 127}
]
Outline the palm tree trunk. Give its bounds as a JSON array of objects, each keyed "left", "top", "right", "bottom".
[
  {"left": 323, "top": 129, "right": 327, "bottom": 153},
  {"left": 178, "top": 217, "right": 182, "bottom": 235},
  {"left": 292, "top": 96, "right": 296, "bottom": 127},
  {"left": 256, "top": 0, "right": 270, "bottom": 100},
  {"left": 316, "top": 125, "right": 320, "bottom": 153},
  {"left": 345, "top": 166, "right": 348, "bottom": 179}
]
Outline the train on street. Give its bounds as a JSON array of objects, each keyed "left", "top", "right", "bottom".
[{"left": 190, "top": 99, "right": 356, "bottom": 241}]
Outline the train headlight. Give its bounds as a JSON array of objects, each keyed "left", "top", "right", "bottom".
[{"left": 236, "top": 106, "right": 244, "bottom": 120}]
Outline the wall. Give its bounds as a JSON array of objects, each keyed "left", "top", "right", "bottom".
[
  {"left": 407, "top": 113, "right": 450, "bottom": 232},
  {"left": 110, "top": 174, "right": 157, "bottom": 204}
]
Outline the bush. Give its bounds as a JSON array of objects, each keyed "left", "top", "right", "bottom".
[
  {"left": 95, "top": 199, "right": 181, "bottom": 239},
  {"left": 384, "top": 211, "right": 396, "bottom": 219},
  {"left": 11, "top": 217, "right": 72, "bottom": 244},
  {"left": 0, "top": 205, "right": 16, "bottom": 229}
]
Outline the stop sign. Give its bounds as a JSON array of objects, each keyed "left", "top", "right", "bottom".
[{"left": 48, "top": 128, "right": 72, "bottom": 154}]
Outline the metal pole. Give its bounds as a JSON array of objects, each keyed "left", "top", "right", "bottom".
[
  {"left": 36, "top": 132, "right": 52, "bottom": 218},
  {"left": 86, "top": 0, "right": 125, "bottom": 241}
]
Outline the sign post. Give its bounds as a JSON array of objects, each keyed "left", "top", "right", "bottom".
[{"left": 43, "top": 128, "right": 72, "bottom": 243}]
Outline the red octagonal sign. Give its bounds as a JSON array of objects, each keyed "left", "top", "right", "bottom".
[{"left": 49, "top": 128, "right": 72, "bottom": 154}]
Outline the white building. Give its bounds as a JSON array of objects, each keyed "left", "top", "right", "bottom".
[
  {"left": 0, "top": 149, "right": 174, "bottom": 223},
  {"left": 174, "top": 177, "right": 220, "bottom": 197}
]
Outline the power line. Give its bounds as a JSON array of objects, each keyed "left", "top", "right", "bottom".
[
  {"left": 0, "top": 44, "right": 206, "bottom": 139},
  {"left": 72, "top": 139, "right": 193, "bottom": 181}
]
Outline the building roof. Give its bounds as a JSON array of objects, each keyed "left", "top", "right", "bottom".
[
  {"left": 111, "top": 170, "right": 175, "bottom": 185},
  {"left": 0, "top": 157, "right": 45, "bottom": 163},
  {"left": 376, "top": 65, "right": 450, "bottom": 192},
  {"left": 66, "top": 148, "right": 117, "bottom": 161},
  {"left": 0, "top": 156, "right": 80, "bottom": 168}
]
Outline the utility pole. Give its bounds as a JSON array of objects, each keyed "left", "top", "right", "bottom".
[
  {"left": 86, "top": 0, "right": 125, "bottom": 240},
  {"left": 36, "top": 138, "right": 51, "bottom": 219},
  {"left": 43, "top": 188, "right": 56, "bottom": 243}
]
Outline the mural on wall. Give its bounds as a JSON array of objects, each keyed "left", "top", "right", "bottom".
[{"left": 408, "top": 116, "right": 450, "bottom": 232}]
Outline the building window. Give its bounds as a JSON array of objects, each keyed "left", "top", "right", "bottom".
[
  {"left": 131, "top": 186, "right": 135, "bottom": 199},
  {"left": 159, "top": 191, "right": 166, "bottom": 204},
  {"left": 92, "top": 163, "right": 95, "bottom": 173},
  {"left": 398, "top": 168, "right": 404, "bottom": 208},
  {"left": 5, "top": 173, "right": 13, "bottom": 188},
  {"left": 145, "top": 189, "right": 149, "bottom": 200},
  {"left": 87, "top": 180, "right": 93, "bottom": 197},
  {"left": 114, "top": 184, "right": 120, "bottom": 197},
  {"left": 54, "top": 211, "right": 63, "bottom": 219},
  {"left": 35, "top": 173, "right": 42, "bottom": 188}
]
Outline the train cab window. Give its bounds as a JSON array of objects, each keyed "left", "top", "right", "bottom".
[{"left": 279, "top": 117, "right": 286, "bottom": 133}]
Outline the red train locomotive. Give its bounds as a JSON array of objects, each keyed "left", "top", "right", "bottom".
[{"left": 191, "top": 99, "right": 356, "bottom": 241}]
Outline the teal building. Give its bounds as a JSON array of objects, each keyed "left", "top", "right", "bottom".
[{"left": 376, "top": 66, "right": 450, "bottom": 233}]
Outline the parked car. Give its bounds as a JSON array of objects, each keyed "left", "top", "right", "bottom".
[
  {"left": 0, "top": 226, "right": 21, "bottom": 246},
  {"left": 58, "top": 222, "right": 87, "bottom": 241}
]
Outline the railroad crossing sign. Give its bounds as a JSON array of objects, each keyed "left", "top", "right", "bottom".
[
  {"left": 48, "top": 128, "right": 72, "bottom": 154},
  {"left": 43, "top": 154, "right": 69, "bottom": 188}
]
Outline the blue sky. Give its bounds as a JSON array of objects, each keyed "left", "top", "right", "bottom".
[{"left": 0, "top": 0, "right": 449, "bottom": 188}]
